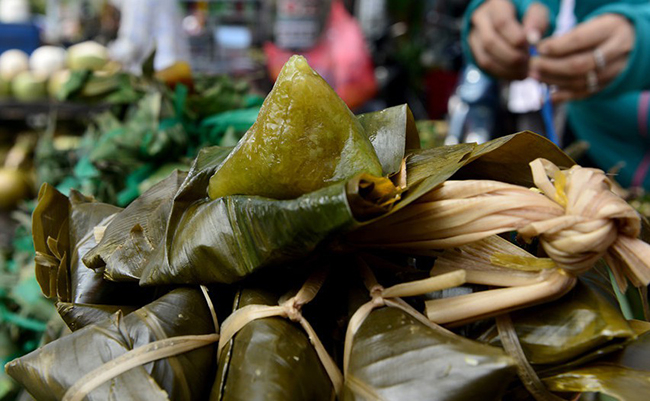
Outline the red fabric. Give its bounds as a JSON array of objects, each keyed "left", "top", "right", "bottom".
[
  {"left": 264, "top": 0, "right": 377, "bottom": 109},
  {"left": 425, "top": 70, "right": 459, "bottom": 120}
]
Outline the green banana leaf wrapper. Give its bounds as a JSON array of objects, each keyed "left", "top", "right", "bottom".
[
  {"left": 485, "top": 280, "right": 636, "bottom": 365},
  {"left": 83, "top": 170, "right": 188, "bottom": 282},
  {"left": 541, "top": 329, "right": 650, "bottom": 401},
  {"left": 67, "top": 191, "right": 124, "bottom": 304},
  {"left": 344, "top": 305, "right": 516, "bottom": 401},
  {"left": 32, "top": 184, "right": 153, "bottom": 308},
  {"left": 56, "top": 302, "right": 138, "bottom": 332},
  {"left": 210, "top": 287, "right": 333, "bottom": 401},
  {"left": 6, "top": 288, "right": 217, "bottom": 401}
]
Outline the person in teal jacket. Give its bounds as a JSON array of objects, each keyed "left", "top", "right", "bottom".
[{"left": 463, "top": 0, "right": 650, "bottom": 189}]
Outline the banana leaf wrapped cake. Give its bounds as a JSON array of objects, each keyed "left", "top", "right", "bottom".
[
  {"left": 6, "top": 55, "right": 650, "bottom": 401},
  {"left": 6, "top": 288, "right": 219, "bottom": 401}
]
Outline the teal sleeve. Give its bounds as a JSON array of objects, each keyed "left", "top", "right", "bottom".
[
  {"left": 461, "top": 0, "right": 560, "bottom": 71},
  {"left": 460, "top": 0, "right": 486, "bottom": 67},
  {"left": 568, "top": 92, "right": 650, "bottom": 189},
  {"left": 585, "top": 3, "right": 650, "bottom": 97}
]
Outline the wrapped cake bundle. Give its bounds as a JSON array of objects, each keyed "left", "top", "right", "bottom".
[{"left": 6, "top": 55, "right": 650, "bottom": 401}]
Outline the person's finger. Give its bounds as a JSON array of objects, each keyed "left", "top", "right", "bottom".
[
  {"left": 530, "top": 52, "right": 596, "bottom": 78},
  {"left": 537, "top": 15, "right": 620, "bottom": 56},
  {"left": 592, "top": 56, "right": 628, "bottom": 88},
  {"left": 530, "top": 29, "right": 630, "bottom": 79},
  {"left": 536, "top": 56, "right": 627, "bottom": 89},
  {"left": 488, "top": 2, "right": 527, "bottom": 48},
  {"left": 549, "top": 57, "right": 628, "bottom": 102},
  {"left": 551, "top": 89, "right": 590, "bottom": 103},
  {"left": 470, "top": 30, "right": 527, "bottom": 80},
  {"left": 473, "top": 10, "right": 528, "bottom": 66},
  {"left": 522, "top": 2, "right": 549, "bottom": 44}
]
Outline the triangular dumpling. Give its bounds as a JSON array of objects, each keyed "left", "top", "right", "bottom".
[{"left": 208, "top": 55, "right": 382, "bottom": 200}]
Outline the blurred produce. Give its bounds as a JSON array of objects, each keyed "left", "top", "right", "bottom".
[
  {"left": 416, "top": 119, "right": 447, "bottom": 149},
  {"left": 0, "top": 79, "right": 8, "bottom": 98},
  {"left": 0, "top": 0, "right": 30, "bottom": 24},
  {"left": 0, "top": 51, "right": 29, "bottom": 82},
  {"left": 154, "top": 61, "right": 193, "bottom": 88},
  {"left": 28, "top": 47, "right": 67, "bottom": 80},
  {"left": 0, "top": 134, "right": 35, "bottom": 211},
  {"left": 0, "top": 41, "right": 109, "bottom": 102},
  {"left": 46, "top": 70, "right": 71, "bottom": 98},
  {"left": 0, "top": 206, "right": 56, "bottom": 401},
  {"left": 10, "top": 72, "right": 46, "bottom": 103},
  {"left": 0, "top": 170, "right": 30, "bottom": 211},
  {"left": 66, "top": 41, "right": 109, "bottom": 72},
  {"left": 42, "top": 71, "right": 262, "bottom": 206}
]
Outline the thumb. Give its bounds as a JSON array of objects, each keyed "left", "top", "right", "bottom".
[{"left": 522, "top": 2, "right": 549, "bottom": 44}]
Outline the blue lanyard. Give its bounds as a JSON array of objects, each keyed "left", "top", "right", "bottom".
[{"left": 530, "top": 46, "right": 559, "bottom": 145}]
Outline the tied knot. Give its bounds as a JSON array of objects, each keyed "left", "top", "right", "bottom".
[
  {"left": 370, "top": 285, "right": 386, "bottom": 307},
  {"left": 280, "top": 298, "right": 303, "bottom": 322},
  {"left": 521, "top": 159, "right": 642, "bottom": 277}
]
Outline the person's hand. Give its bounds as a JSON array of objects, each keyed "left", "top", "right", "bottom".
[
  {"left": 530, "top": 14, "right": 635, "bottom": 102},
  {"left": 469, "top": 0, "right": 549, "bottom": 80}
]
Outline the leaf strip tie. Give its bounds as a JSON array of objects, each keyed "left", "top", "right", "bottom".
[
  {"left": 425, "top": 269, "right": 577, "bottom": 326},
  {"left": 343, "top": 257, "right": 465, "bottom": 377},
  {"left": 217, "top": 268, "right": 344, "bottom": 398},
  {"left": 62, "top": 333, "right": 220, "bottom": 401},
  {"left": 201, "top": 285, "right": 219, "bottom": 333},
  {"left": 353, "top": 158, "right": 650, "bottom": 293}
]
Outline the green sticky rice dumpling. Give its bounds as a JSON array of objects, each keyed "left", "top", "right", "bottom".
[{"left": 208, "top": 55, "right": 382, "bottom": 200}]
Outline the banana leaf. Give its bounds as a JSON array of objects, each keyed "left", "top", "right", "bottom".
[
  {"left": 6, "top": 288, "right": 217, "bottom": 401},
  {"left": 199, "top": 106, "right": 260, "bottom": 146},
  {"left": 32, "top": 184, "right": 154, "bottom": 310},
  {"left": 344, "top": 305, "right": 516, "bottom": 401},
  {"left": 7, "top": 312, "right": 168, "bottom": 401},
  {"left": 89, "top": 92, "right": 186, "bottom": 172},
  {"left": 141, "top": 182, "right": 354, "bottom": 285},
  {"left": 542, "top": 331, "right": 650, "bottom": 401},
  {"left": 56, "top": 302, "right": 137, "bottom": 332},
  {"left": 455, "top": 131, "right": 575, "bottom": 187},
  {"left": 187, "top": 74, "right": 256, "bottom": 120},
  {"left": 32, "top": 183, "right": 70, "bottom": 300},
  {"left": 393, "top": 131, "right": 574, "bottom": 214},
  {"left": 67, "top": 190, "right": 127, "bottom": 304},
  {"left": 83, "top": 170, "right": 187, "bottom": 281},
  {"left": 357, "top": 104, "right": 420, "bottom": 175},
  {"left": 210, "top": 287, "right": 333, "bottom": 401},
  {"left": 486, "top": 281, "right": 635, "bottom": 365}
]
